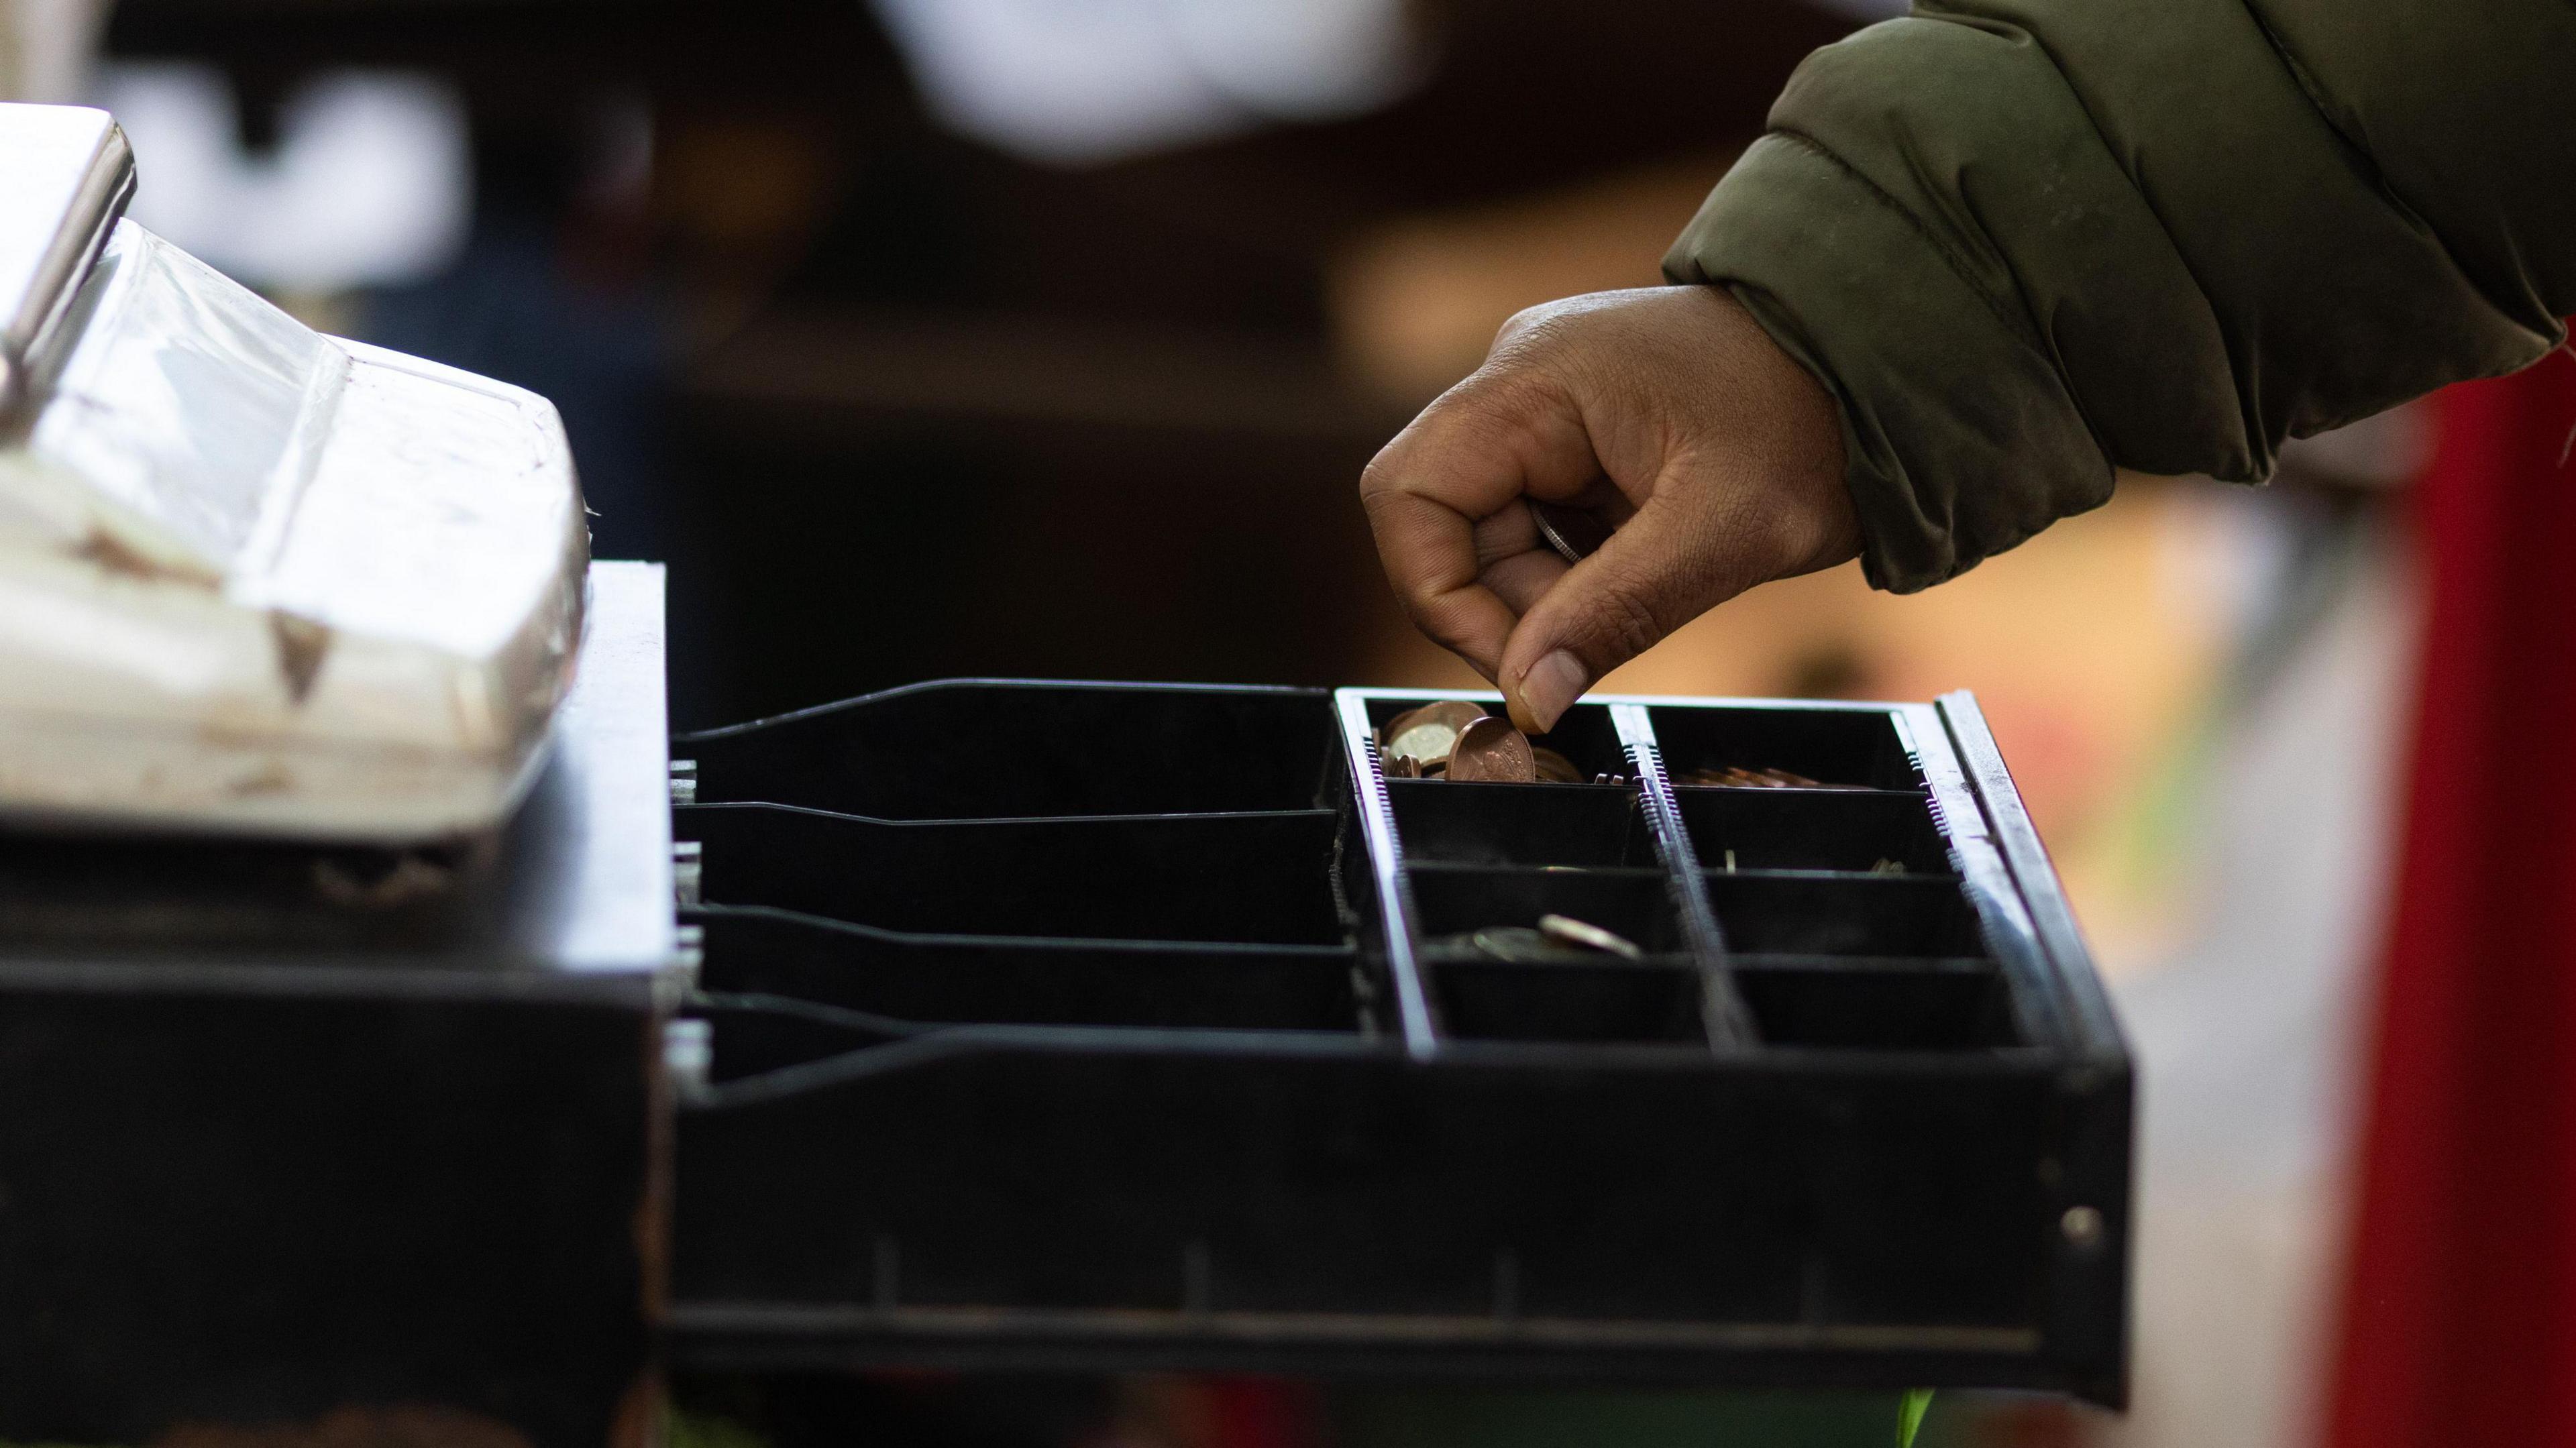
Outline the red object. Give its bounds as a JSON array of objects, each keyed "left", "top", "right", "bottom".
[
  {"left": 1206, "top": 1377, "right": 1322, "bottom": 1448},
  {"left": 2326, "top": 344, "right": 2576, "bottom": 1447}
]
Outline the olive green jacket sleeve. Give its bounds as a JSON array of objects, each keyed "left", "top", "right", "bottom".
[{"left": 1664, "top": 0, "right": 2576, "bottom": 592}]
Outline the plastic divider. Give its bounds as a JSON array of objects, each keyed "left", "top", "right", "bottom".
[
  {"left": 676, "top": 803, "right": 1345, "bottom": 947},
  {"left": 1609, "top": 702, "right": 1759, "bottom": 1048},
  {"left": 690, "top": 905, "right": 1364, "bottom": 1033}
]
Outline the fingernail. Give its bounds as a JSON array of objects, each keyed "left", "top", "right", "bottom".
[{"left": 1515, "top": 650, "right": 1589, "bottom": 734}]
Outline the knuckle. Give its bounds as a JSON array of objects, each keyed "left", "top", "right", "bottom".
[
  {"left": 1357, "top": 451, "right": 1400, "bottom": 500},
  {"left": 1491, "top": 309, "right": 1572, "bottom": 364}
]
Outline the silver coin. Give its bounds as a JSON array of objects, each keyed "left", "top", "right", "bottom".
[
  {"left": 1536, "top": 913, "right": 1644, "bottom": 960},
  {"left": 1382, "top": 700, "right": 1485, "bottom": 768},
  {"left": 1528, "top": 499, "right": 1615, "bottom": 563},
  {"left": 1470, "top": 926, "right": 1562, "bottom": 963}
]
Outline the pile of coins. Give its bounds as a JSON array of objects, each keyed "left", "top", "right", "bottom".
[
  {"left": 1674, "top": 765, "right": 1864, "bottom": 790},
  {"left": 1436, "top": 913, "right": 1648, "bottom": 963},
  {"left": 1374, "top": 701, "right": 1621, "bottom": 785}
]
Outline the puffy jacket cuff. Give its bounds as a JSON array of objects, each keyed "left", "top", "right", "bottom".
[{"left": 1664, "top": 133, "right": 2112, "bottom": 593}]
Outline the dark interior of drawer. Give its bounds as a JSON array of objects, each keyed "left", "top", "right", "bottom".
[
  {"left": 1648, "top": 704, "right": 1920, "bottom": 791},
  {"left": 690, "top": 905, "right": 1362, "bottom": 1032},
  {"left": 1735, "top": 957, "right": 2019, "bottom": 1051},
  {"left": 1436, "top": 958, "right": 1705, "bottom": 1044},
  {"left": 1388, "top": 781, "right": 1652, "bottom": 867},
  {"left": 1705, "top": 873, "right": 1987, "bottom": 956},
  {"left": 680, "top": 683, "right": 1337, "bottom": 818},
  {"left": 1406, "top": 865, "right": 1684, "bottom": 955},
  {"left": 1678, "top": 787, "right": 1951, "bottom": 875},
  {"left": 678, "top": 804, "right": 1346, "bottom": 945},
  {"left": 1360, "top": 698, "right": 1630, "bottom": 781}
]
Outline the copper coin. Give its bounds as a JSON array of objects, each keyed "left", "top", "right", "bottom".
[
  {"left": 1446, "top": 716, "right": 1536, "bottom": 783},
  {"left": 1531, "top": 746, "right": 1582, "bottom": 784}
]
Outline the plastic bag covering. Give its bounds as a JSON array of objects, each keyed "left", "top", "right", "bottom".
[{"left": 0, "top": 221, "right": 587, "bottom": 840}]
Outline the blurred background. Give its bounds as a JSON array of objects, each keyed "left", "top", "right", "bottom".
[{"left": 0, "top": 1, "right": 2467, "bottom": 1444}]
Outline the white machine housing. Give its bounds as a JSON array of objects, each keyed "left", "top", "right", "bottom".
[{"left": 0, "top": 104, "right": 586, "bottom": 840}]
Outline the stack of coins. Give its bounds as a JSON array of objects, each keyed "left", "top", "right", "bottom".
[
  {"left": 1674, "top": 765, "right": 1865, "bottom": 790},
  {"left": 1373, "top": 702, "right": 1600, "bottom": 785},
  {"left": 1434, "top": 913, "right": 1648, "bottom": 963}
]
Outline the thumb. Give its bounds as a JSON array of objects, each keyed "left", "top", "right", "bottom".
[{"left": 1495, "top": 492, "right": 1747, "bottom": 733}]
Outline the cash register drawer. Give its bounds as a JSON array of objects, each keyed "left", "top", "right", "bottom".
[{"left": 664, "top": 681, "right": 2131, "bottom": 1406}]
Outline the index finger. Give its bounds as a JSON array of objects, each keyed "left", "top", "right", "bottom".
[{"left": 1358, "top": 374, "right": 1603, "bottom": 679}]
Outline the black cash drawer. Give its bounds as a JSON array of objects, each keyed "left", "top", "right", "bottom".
[
  {"left": 0, "top": 591, "right": 2129, "bottom": 1443},
  {"left": 665, "top": 681, "right": 2131, "bottom": 1406}
]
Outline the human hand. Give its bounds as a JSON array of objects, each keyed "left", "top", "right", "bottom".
[{"left": 1359, "top": 285, "right": 1858, "bottom": 732}]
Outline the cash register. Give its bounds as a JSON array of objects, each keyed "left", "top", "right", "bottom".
[{"left": 0, "top": 103, "right": 2129, "bottom": 1447}]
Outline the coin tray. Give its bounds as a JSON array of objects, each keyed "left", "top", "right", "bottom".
[
  {"left": 667, "top": 681, "right": 2130, "bottom": 1407},
  {"left": 1703, "top": 872, "right": 1987, "bottom": 956},
  {"left": 1387, "top": 781, "right": 1652, "bottom": 867},
  {"left": 1677, "top": 786, "right": 1951, "bottom": 875},
  {"left": 1434, "top": 956, "right": 1706, "bottom": 1044}
]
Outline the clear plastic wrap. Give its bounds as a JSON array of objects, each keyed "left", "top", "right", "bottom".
[{"left": 0, "top": 221, "right": 586, "bottom": 840}]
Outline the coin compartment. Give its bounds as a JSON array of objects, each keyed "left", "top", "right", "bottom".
[
  {"left": 1387, "top": 780, "right": 1650, "bottom": 867},
  {"left": 1705, "top": 872, "right": 1988, "bottom": 958},
  {"left": 1646, "top": 702, "right": 1922, "bottom": 791},
  {"left": 680, "top": 681, "right": 1339, "bottom": 819},
  {"left": 690, "top": 905, "right": 1363, "bottom": 1032},
  {"left": 1678, "top": 786, "right": 1953, "bottom": 876},
  {"left": 1404, "top": 865, "right": 1685, "bottom": 956},
  {"left": 1733, "top": 956, "right": 2018, "bottom": 1052},
  {"left": 1434, "top": 956, "right": 1705, "bottom": 1044},
  {"left": 677, "top": 803, "right": 1345, "bottom": 946}
]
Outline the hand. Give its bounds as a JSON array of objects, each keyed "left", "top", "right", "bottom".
[{"left": 1359, "top": 285, "right": 1858, "bottom": 732}]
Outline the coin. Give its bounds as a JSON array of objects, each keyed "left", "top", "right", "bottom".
[
  {"left": 1528, "top": 499, "right": 1616, "bottom": 563},
  {"left": 1382, "top": 700, "right": 1486, "bottom": 769},
  {"left": 1531, "top": 746, "right": 1582, "bottom": 783},
  {"left": 1537, "top": 913, "right": 1644, "bottom": 959},
  {"left": 1468, "top": 926, "right": 1560, "bottom": 962},
  {"left": 1678, "top": 765, "right": 1831, "bottom": 789},
  {"left": 1381, "top": 750, "right": 1419, "bottom": 779},
  {"left": 1446, "top": 716, "right": 1537, "bottom": 783}
]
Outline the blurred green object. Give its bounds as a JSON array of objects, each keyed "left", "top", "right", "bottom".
[
  {"left": 666, "top": 1406, "right": 773, "bottom": 1448},
  {"left": 1898, "top": 1388, "right": 1934, "bottom": 1447}
]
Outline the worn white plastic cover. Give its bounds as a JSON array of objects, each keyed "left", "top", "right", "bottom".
[{"left": 0, "top": 220, "right": 587, "bottom": 840}]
